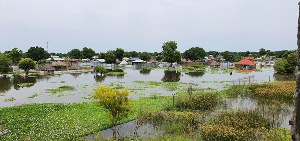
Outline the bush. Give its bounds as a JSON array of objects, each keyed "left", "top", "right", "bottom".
[
  {"left": 176, "top": 92, "right": 219, "bottom": 111},
  {"left": 200, "top": 110, "right": 270, "bottom": 141}
]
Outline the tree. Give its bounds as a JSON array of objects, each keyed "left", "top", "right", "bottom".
[
  {"left": 274, "top": 51, "right": 297, "bottom": 73},
  {"left": 81, "top": 47, "right": 95, "bottom": 59},
  {"left": 18, "top": 58, "right": 35, "bottom": 76},
  {"left": 94, "top": 65, "right": 107, "bottom": 76},
  {"left": 183, "top": 47, "right": 206, "bottom": 61},
  {"left": 161, "top": 41, "right": 181, "bottom": 65},
  {"left": 259, "top": 48, "right": 267, "bottom": 56},
  {"left": 27, "top": 46, "right": 50, "bottom": 61},
  {"left": 99, "top": 52, "right": 106, "bottom": 59},
  {"left": 221, "top": 51, "right": 234, "bottom": 61},
  {"left": 8, "top": 48, "right": 23, "bottom": 65},
  {"left": 114, "top": 48, "right": 124, "bottom": 61},
  {"left": 0, "top": 54, "right": 12, "bottom": 73},
  {"left": 68, "top": 49, "right": 82, "bottom": 59},
  {"left": 92, "top": 85, "right": 131, "bottom": 138},
  {"left": 139, "top": 52, "right": 151, "bottom": 61},
  {"left": 105, "top": 51, "right": 116, "bottom": 64}
]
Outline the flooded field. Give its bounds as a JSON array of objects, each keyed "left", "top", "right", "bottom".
[{"left": 0, "top": 66, "right": 285, "bottom": 107}]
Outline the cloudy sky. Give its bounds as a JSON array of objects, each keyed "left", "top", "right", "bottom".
[{"left": 0, "top": 0, "right": 298, "bottom": 53}]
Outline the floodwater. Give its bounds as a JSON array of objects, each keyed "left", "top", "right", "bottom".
[
  {"left": 0, "top": 66, "right": 295, "bottom": 139},
  {"left": 0, "top": 66, "right": 290, "bottom": 107}
]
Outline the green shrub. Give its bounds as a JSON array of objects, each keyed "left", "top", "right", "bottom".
[{"left": 176, "top": 92, "right": 219, "bottom": 111}]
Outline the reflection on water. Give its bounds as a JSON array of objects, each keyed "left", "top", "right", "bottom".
[
  {"left": 13, "top": 75, "right": 37, "bottom": 90},
  {"left": 0, "top": 77, "right": 12, "bottom": 93},
  {"left": 186, "top": 72, "right": 204, "bottom": 77},
  {"left": 69, "top": 73, "right": 82, "bottom": 78},
  {"left": 94, "top": 75, "right": 106, "bottom": 83},
  {"left": 161, "top": 71, "right": 180, "bottom": 82},
  {"left": 86, "top": 120, "right": 162, "bottom": 140}
]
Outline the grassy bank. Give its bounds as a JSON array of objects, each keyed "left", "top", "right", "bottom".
[{"left": 0, "top": 97, "right": 172, "bottom": 140}]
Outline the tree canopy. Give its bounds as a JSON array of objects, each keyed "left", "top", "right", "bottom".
[
  {"left": 82, "top": 47, "right": 95, "bottom": 59},
  {"left": 8, "top": 48, "right": 23, "bottom": 65},
  {"left": 105, "top": 51, "right": 116, "bottom": 64},
  {"left": 114, "top": 48, "right": 124, "bottom": 61},
  {"left": 92, "top": 85, "right": 131, "bottom": 138},
  {"left": 183, "top": 47, "right": 206, "bottom": 61},
  {"left": 274, "top": 51, "right": 297, "bottom": 73},
  {"left": 18, "top": 58, "right": 35, "bottom": 76},
  {"left": 0, "top": 54, "right": 12, "bottom": 73},
  {"left": 139, "top": 52, "right": 151, "bottom": 61},
  {"left": 94, "top": 65, "right": 107, "bottom": 76},
  {"left": 68, "top": 49, "right": 82, "bottom": 59},
  {"left": 27, "top": 46, "right": 49, "bottom": 61},
  {"left": 161, "top": 41, "right": 181, "bottom": 64}
]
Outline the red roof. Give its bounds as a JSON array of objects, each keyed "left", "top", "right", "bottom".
[{"left": 235, "top": 59, "right": 256, "bottom": 65}]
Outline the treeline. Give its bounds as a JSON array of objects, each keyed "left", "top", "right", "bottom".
[{"left": 0, "top": 42, "right": 296, "bottom": 73}]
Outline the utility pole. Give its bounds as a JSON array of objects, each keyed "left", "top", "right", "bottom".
[
  {"left": 47, "top": 42, "right": 48, "bottom": 52},
  {"left": 292, "top": 2, "right": 300, "bottom": 140}
]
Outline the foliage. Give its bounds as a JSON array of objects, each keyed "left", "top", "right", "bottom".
[
  {"left": 259, "top": 48, "right": 267, "bottom": 56},
  {"left": 93, "top": 65, "right": 107, "bottom": 76},
  {"left": 18, "top": 58, "right": 35, "bottom": 76},
  {"left": 260, "top": 128, "right": 291, "bottom": 141},
  {"left": 37, "top": 60, "right": 46, "bottom": 67},
  {"left": 248, "top": 81, "right": 295, "bottom": 104},
  {"left": 161, "top": 41, "right": 181, "bottom": 64},
  {"left": 68, "top": 49, "right": 82, "bottom": 59},
  {"left": 27, "top": 46, "right": 49, "bottom": 61},
  {"left": 221, "top": 51, "right": 234, "bottom": 61},
  {"left": 105, "top": 50, "right": 116, "bottom": 64},
  {"left": 0, "top": 54, "right": 12, "bottom": 73},
  {"left": 114, "top": 48, "right": 124, "bottom": 61},
  {"left": 98, "top": 52, "right": 106, "bottom": 59},
  {"left": 183, "top": 47, "right": 206, "bottom": 61},
  {"left": 46, "top": 86, "right": 75, "bottom": 93},
  {"left": 8, "top": 48, "right": 23, "bottom": 65},
  {"left": 92, "top": 85, "right": 132, "bottom": 137},
  {"left": 106, "top": 72, "right": 126, "bottom": 76},
  {"left": 176, "top": 91, "right": 219, "bottom": 111},
  {"left": 27, "top": 93, "right": 39, "bottom": 98},
  {"left": 139, "top": 52, "right": 151, "bottom": 61},
  {"left": 225, "top": 85, "right": 251, "bottom": 97},
  {"left": 200, "top": 110, "right": 270, "bottom": 141},
  {"left": 274, "top": 51, "right": 297, "bottom": 73},
  {"left": 81, "top": 47, "right": 95, "bottom": 59}
]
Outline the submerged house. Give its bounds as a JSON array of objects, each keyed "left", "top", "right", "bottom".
[
  {"left": 41, "top": 64, "right": 55, "bottom": 74},
  {"left": 52, "top": 61, "right": 68, "bottom": 71},
  {"left": 209, "top": 61, "right": 220, "bottom": 68},
  {"left": 235, "top": 59, "right": 256, "bottom": 70}
]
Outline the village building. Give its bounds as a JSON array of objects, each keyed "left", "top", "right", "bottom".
[{"left": 235, "top": 58, "right": 256, "bottom": 70}]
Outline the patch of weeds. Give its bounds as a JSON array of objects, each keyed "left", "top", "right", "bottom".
[
  {"left": 106, "top": 72, "right": 126, "bottom": 76},
  {"left": 4, "top": 98, "right": 15, "bottom": 102},
  {"left": 17, "top": 83, "right": 34, "bottom": 87},
  {"left": 46, "top": 86, "right": 75, "bottom": 93},
  {"left": 27, "top": 93, "right": 39, "bottom": 98}
]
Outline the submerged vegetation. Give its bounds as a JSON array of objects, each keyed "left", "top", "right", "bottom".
[{"left": 46, "top": 85, "right": 75, "bottom": 93}]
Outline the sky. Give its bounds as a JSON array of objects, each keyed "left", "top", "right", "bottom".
[{"left": 0, "top": 0, "right": 298, "bottom": 53}]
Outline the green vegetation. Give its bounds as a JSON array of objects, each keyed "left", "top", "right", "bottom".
[
  {"left": 179, "top": 65, "right": 206, "bottom": 74},
  {"left": 133, "top": 80, "right": 197, "bottom": 91},
  {"left": 200, "top": 110, "right": 270, "bottom": 141},
  {"left": 0, "top": 54, "right": 12, "bottom": 73},
  {"left": 93, "top": 85, "right": 132, "bottom": 137},
  {"left": 0, "top": 96, "right": 171, "bottom": 140},
  {"left": 46, "top": 86, "right": 75, "bottom": 93},
  {"left": 17, "top": 83, "right": 34, "bottom": 87},
  {"left": 93, "top": 65, "right": 107, "bottom": 76},
  {"left": 18, "top": 58, "right": 35, "bottom": 76},
  {"left": 161, "top": 41, "right": 181, "bottom": 65},
  {"left": 274, "top": 51, "right": 297, "bottom": 73},
  {"left": 183, "top": 47, "right": 206, "bottom": 61},
  {"left": 4, "top": 98, "right": 15, "bottom": 102},
  {"left": 106, "top": 72, "right": 126, "bottom": 76},
  {"left": 27, "top": 93, "right": 39, "bottom": 98}
]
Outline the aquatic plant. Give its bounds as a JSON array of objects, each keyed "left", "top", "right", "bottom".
[
  {"left": 17, "top": 83, "right": 34, "bottom": 87},
  {"left": 4, "top": 98, "right": 15, "bottom": 102},
  {"left": 175, "top": 91, "right": 219, "bottom": 111},
  {"left": 200, "top": 110, "right": 270, "bottom": 141},
  {"left": 46, "top": 85, "right": 75, "bottom": 93},
  {"left": 106, "top": 72, "right": 126, "bottom": 76},
  {"left": 27, "top": 93, "right": 39, "bottom": 98}
]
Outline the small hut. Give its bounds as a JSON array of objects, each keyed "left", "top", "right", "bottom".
[
  {"left": 210, "top": 61, "right": 220, "bottom": 68},
  {"left": 41, "top": 64, "right": 55, "bottom": 74},
  {"left": 69, "top": 64, "right": 82, "bottom": 70},
  {"left": 52, "top": 61, "right": 67, "bottom": 70},
  {"left": 235, "top": 59, "right": 256, "bottom": 70}
]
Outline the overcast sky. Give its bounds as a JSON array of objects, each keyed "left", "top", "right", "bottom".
[{"left": 0, "top": 0, "right": 298, "bottom": 53}]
